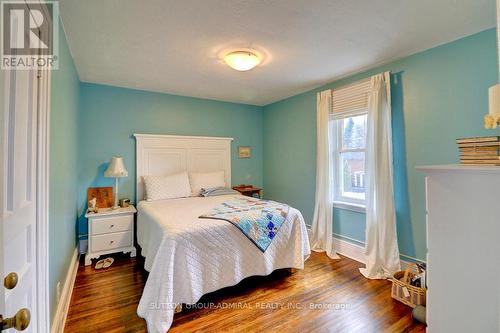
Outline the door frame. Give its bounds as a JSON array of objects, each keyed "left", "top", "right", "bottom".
[
  {"left": 35, "top": 52, "right": 51, "bottom": 333},
  {"left": 28, "top": 1, "right": 52, "bottom": 332}
]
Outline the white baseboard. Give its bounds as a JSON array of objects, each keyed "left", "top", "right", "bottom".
[
  {"left": 332, "top": 236, "right": 366, "bottom": 263},
  {"left": 306, "top": 226, "right": 424, "bottom": 269},
  {"left": 51, "top": 248, "right": 79, "bottom": 333},
  {"left": 332, "top": 236, "right": 420, "bottom": 269}
]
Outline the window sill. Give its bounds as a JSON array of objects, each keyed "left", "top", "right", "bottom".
[{"left": 333, "top": 201, "right": 366, "bottom": 213}]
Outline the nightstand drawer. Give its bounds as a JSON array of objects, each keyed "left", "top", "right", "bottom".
[
  {"left": 92, "top": 215, "right": 133, "bottom": 235},
  {"left": 84, "top": 205, "right": 137, "bottom": 266},
  {"left": 91, "top": 231, "right": 132, "bottom": 252}
]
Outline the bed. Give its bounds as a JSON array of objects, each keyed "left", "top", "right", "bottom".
[{"left": 133, "top": 134, "right": 311, "bottom": 333}]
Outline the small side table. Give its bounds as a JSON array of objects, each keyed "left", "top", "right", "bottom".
[
  {"left": 232, "top": 185, "right": 263, "bottom": 198},
  {"left": 84, "top": 205, "right": 137, "bottom": 266}
]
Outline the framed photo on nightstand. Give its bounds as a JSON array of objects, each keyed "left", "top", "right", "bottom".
[{"left": 87, "top": 187, "right": 113, "bottom": 209}]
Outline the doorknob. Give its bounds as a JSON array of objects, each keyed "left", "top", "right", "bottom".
[
  {"left": 0, "top": 308, "right": 30, "bottom": 331},
  {"left": 4, "top": 272, "right": 18, "bottom": 290}
]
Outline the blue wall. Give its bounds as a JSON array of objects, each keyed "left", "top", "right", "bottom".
[
  {"left": 49, "top": 27, "right": 497, "bottom": 330},
  {"left": 49, "top": 23, "right": 80, "bottom": 324},
  {"left": 263, "top": 29, "right": 498, "bottom": 261},
  {"left": 77, "top": 84, "right": 263, "bottom": 236}
]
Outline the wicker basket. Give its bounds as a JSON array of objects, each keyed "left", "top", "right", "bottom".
[{"left": 390, "top": 263, "right": 426, "bottom": 308}]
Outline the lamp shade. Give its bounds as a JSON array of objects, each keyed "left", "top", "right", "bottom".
[{"left": 104, "top": 156, "right": 128, "bottom": 178}]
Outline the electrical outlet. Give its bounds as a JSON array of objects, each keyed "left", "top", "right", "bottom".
[{"left": 56, "top": 281, "right": 61, "bottom": 300}]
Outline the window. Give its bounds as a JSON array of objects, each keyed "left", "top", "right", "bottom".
[
  {"left": 330, "top": 78, "right": 370, "bottom": 209},
  {"left": 333, "top": 114, "right": 367, "bottom": 206}
]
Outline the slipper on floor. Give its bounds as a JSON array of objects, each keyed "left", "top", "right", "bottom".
[
  {"left": 95, "top": 259, "right": 105, "bottom": 270},
  {"left": 102, "top": 257, "right": 114, "bottom": 269}
]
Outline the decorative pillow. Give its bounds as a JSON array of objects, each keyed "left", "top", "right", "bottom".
[
  {"left": 143, "top": 172, "right": 191, "bottom": 201},
  {"left": 189, "top": 171, "right": 225, "bottom": 196},
  {"left": 200, "top": 186, "right": 240, "bottom": 197}
]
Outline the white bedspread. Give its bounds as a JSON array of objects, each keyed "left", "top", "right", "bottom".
[{"left": 136, "top": 195, "right": 310, "bottom": 332}]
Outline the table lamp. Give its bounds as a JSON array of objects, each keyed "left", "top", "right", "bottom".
[{"left": 104, "top": 156, "right": 128, "bottom": 209}]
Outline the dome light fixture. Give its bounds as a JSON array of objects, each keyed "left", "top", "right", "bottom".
[{"left": 224, "top": 50, "right": 261, "bottom": 71}]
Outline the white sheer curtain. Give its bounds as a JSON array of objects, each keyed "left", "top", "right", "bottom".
[
  {"left": 360, "top": 72, "right": 401, "bottom": 279},
  {"left": 310, "top": 90, "right": 339, "bottom": 259}
]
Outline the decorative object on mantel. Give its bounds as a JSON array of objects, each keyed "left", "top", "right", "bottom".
[
  {"left": 87, "top": 187, "right": 113, "bottom": 210},
  {"left": 456, "top": 136, "right": 500, "bottom": 165},
  {"left": 104, "top": 156, "right": 129, "bottom": 209},
  {"left": 238, "top": 146, "right": 252, "bottom": 158}
]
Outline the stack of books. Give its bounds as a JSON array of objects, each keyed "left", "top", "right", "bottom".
[{"left": 457, "top": 136, "right": 500, "bottom": 165}]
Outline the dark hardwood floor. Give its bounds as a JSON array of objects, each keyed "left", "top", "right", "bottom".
[{"left": 64, "top": 252, "right": 425, "bottom": 333}]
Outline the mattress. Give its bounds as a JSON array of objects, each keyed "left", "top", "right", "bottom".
[{"left": 136, "top": 194, "right": 310, "bottom": 333}]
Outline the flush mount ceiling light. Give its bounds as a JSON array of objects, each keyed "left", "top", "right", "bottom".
[{"left": 224, "top": 50, "right": 261, "bottom": 71}]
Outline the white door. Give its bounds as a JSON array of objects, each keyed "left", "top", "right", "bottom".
[{"left": 0, "top": 5, "right": 39, "bottom": 332}]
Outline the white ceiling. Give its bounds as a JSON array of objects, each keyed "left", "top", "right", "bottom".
[{"left": 60, "top": 0, "right": 496, "bottom": 106}]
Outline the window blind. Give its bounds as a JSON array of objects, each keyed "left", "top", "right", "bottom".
[{"left": 331, "top": 78, "right": 370, "bottom": 119}]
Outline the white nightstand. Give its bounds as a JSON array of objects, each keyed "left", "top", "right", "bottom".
[{"left": 84, "top": 205, "right": 137, "bottom": 266}]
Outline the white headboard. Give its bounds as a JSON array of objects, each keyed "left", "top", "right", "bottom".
[{"left": 134, "top": 134, "right": 233, "bottom": 202}]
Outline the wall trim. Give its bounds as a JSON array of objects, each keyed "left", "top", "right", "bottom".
[
  {"left": 332, "top": 236, "right": 366, "bottom": 263},
  {"left": 306, "top": 226, "right": 425, "bottom": 269},
  {"left": 333, "top": 236, "right": 422, "bottom": 269},
  {"left": 333, "top": 201, "right": 366, "bottom": 213},
  {"left": 400, "top": 253, "right": 426, "bottom": 264},
  {"left": 332, "top": 232, "right": 365, "bottom": 246},
  {"left": 51, "top": 248, "right": 79, "bottom": 333}
]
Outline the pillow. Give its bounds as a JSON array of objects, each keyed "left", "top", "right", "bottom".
[
  {"left": 200, "top": 186, "right": 240, "bottom": 197},
  {"left": 143, "top": 172, "right": 191, "bottom": 201},
  {"left": 189, "top": 171, "right": 225, "bottom": 196}
]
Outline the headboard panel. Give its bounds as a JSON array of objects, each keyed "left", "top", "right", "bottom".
[{"left": 134, "top": 134, "right": 233, "bottom": 202}]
